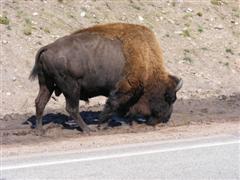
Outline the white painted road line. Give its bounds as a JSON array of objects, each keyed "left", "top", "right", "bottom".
[{"left": 2, "top": 140, "right": 239, "bottom": 171}]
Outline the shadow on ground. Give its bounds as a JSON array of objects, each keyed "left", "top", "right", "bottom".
[
  {"left": 1, "top": 93, "right": 240, "bottom": 131},
  {"left": 24, "top": 111, "right": 134, "bottom": 130}
]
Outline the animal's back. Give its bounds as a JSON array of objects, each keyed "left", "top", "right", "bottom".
[
  {"left": 42, "top": 31, "right": 126, "bottom": 98},
  {"left": 74, "top": 23, "right": 169, "bottom": 86}
]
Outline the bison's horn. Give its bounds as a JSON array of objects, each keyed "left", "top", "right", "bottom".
[{"left": 175, "top": 78, "right": 183, "bottom": 92}]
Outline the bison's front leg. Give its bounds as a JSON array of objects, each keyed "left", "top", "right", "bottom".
[
  {"left": 99, "top": 92, "right": 130, "bottom": 123},
  {"left": 99, "top": 80, "right": 143, "bottom": 127},
  {"left": 65, "top": 97, "right": 90, "bottom": 133}
]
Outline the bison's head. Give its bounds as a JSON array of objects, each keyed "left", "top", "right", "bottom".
[{"left": 146, "top": 75, "right": 183, "bottom": 125}]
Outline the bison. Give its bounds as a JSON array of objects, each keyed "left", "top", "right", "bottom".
[{"left": 29, "top": 23, "right": 183, "bottom": 133}]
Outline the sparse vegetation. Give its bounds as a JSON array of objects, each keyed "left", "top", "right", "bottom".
[
  {"left": 210, "top": 0, "right": 223, "bottom": 5},
  {"left": 183, "top": 13, "right": 193, "bottom": 20},
  {"left": 184, "top": 22, "right": 191, "bottom": 27},
  {"left": 181, "top": 29, "right": 191, "bottom": 37},
  {"left": 0, "top": 15, "right": 10, "bottom": 25},
  {"left": 43, "top": 27, "right": 50, "bottom": 34},
  {"left": 198, "top": 26, "right": 204, "bottom": 33},
  {"left": 23, "top": 18, "right": 32, "bottom": 35},
  {"left": 225, "top": 48, "right": 234, "bottom": 55},
  {"left": 201, "top": 47, "right": 208, "bottom": 51},
  {"left": 196, "top": 12, "right": 203, "bottom": 17},
  {"left": 23, "top": 26, "right": 32, "bottom": 35},
  {"left": 16, "top": 10, "right": 24, "bottom": 18},
  {"left": 183, "top": 57, "right": 193, "bottom": 64},
  {"left": 224, "top": 62, "right": 229, "bottom": 66}
]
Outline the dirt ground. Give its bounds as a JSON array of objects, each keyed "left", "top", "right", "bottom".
[
  {"left": 0, "top": 0, "right": 240, "bottom": 154},
  {"left": 1, "top": 94, "right": 239, "bottom": 156},
  {"left": 1, "top": 116, "right": 239, "bottom": 157}
]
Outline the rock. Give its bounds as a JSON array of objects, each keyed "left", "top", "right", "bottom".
[
  {"left": 6, "top": 92, "right": 11, "bottom": 96},
  {"left": 2, "top": 40, "right": 8, "bottom": 44},
  {"left": 167, "top": 18, "right": 175, "bottom": 24},
  {"left": 174, "top": 30, "right": 182, "bottom": 34},
  {"left": 12, "top": 77, "right": 16, "bottom": 81},
  {"left": 186, "top": 8, "right": 193, "bottom": 13},
  {"left": 32, "top": 12, "right": 38, "bottom": 16},
  {"left": 138, "top": 16, "right": 144, "bottom": 21},
  {"left": 32, "top": 21, "right": 38, "bottom": 25},
  {"left": 80, "top": 11, "right": 86, "bottom": 17},
  {"left": 214, "top": 24, "right": 224, "bottom": 30}
]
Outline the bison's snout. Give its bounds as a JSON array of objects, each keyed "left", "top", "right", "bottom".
[
  {"left": 146, "top": 105, "right": 173, "bottom": 125},
  {"left": 146, "top": 114, "right": 171, "bottom": 126}
]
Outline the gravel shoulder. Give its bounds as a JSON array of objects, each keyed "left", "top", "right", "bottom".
[{"left": 2, "top": 119, "right": 239, "bottom": 157}]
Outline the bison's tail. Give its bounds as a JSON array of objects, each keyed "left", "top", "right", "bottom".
[{"left": 29, "top": 47, "right": 47, "bottom": 81}]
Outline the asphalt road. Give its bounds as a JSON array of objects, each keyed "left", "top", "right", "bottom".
[{"left": 1, "top": 135, "right": 239, "bottom": 180}]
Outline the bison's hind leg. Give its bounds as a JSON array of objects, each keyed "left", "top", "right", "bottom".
[
  {"left": 58, "top": 78, "right": 91, "bottom": 133},
  {"left": 34, "top": 74, "right": 54, "bottom": 135}
]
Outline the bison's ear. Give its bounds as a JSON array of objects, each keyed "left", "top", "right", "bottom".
[{"left": 169, "top": 75, "right": 183, "bottom": 92}]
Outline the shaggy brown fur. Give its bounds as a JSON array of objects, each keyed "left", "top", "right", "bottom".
[{"left": 73, "top": 23, "right": 175, "bottom": 94}]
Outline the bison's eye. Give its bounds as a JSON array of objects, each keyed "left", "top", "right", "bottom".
[{"left": 164, "top": 92, "right": 176, "bottom": 105}]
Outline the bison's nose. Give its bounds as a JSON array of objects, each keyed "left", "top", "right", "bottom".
[{"left": 160, "top": 114, "right": 171, "bottom": 123}]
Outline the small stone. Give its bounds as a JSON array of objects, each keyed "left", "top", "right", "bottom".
[
  {"left": 219, "top": 95, "right": 227, "bottom": 100},
  {"left": 138, "top": 16, "right": 144, "bottom": 21},
  {"left": 6, "top": 92, "right": 11, "bottom": 96},
  {"left": 32, "top": 21, "right": 38, "bottom": 25},
  {"left": 167, "top": 18, "right": 175, "bottom": 24},
  {"left": 32, "top": 12, "right": 38, "bottom": 16},
  {"left": 2, "top": 40, "right": 8, "bottom": 44},
  {"left": 214, "top": 24, "right": 224, "bottom": 30},
  {"left": 174, "top": 30, "right": 182, "bottom": 34},
  {"left": 186, "top": 8, "right": 193, "bottom": 12},
  {"left": 12, "top": 77, "right": 16, "bottom": 81},
  {"left": 80, "top": 11, "right": 86, "bottom": 17}
]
